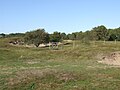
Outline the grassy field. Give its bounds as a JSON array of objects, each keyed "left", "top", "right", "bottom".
[{"left": 0, "top": 38, "right": 120, "bottom": 90}]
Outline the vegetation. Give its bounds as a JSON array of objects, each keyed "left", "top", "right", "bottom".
[
  {"left": 50, "top": 32, "right": 62, "bottom": 42},
  {"left": 0, "top": 38, "right": 120, "bottom": 90},
  {"left": 1, "top": 25, "right": 120, "bottom": 42},
  {"left": 24, "top": 29, "right": 49, "bottom": 47}
]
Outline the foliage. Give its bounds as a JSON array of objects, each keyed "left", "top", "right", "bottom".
[
  {"left": 50, "top": 32, "right": 62, "bottom": 42},
  {"left": 0, "top": 33, "right": 6, "bottom": 38},
  {"left": 24, "top": 29, "right": 49, "bottom": 47},
  {"left": 66, "top": 25, "right": 120, "bottom": 41},
  {"left": 75, "top": 31, "right": 84, "bottom": 40},
  {"left": 108, "top": 28, "right": 120, "bottom": 41},
  {"left": 67, "top": 33, "right": 76, "bottom": 40},
  {"left": 7, "top": 33, "right": 25, "bottom": 37},
  {"left": 61, "top": 33, "right": 67, "bottom": 40},
  {"left": 1, "top": 25, "right": 120, "bottom": 42},
  {"left": 91, "top": 25, "right": 108, "bottom": 40},
  {"left": 108, "top": 34, "right": 117, "bottom": 41}
]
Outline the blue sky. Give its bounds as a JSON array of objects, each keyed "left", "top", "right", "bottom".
[{"left": 0, "top": 0, "right": 120, "bottom": 34}]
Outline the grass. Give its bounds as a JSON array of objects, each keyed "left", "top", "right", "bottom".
[{"left": 0, "top": 38, "right": 120, "bottom": 90}]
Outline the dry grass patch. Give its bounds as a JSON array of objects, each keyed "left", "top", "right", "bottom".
[
  {"left": 7, "top": 68, "right": 56, "bottom": 85},
  {"left": 6, "top": 69, "right": 82, "bottom": 90}
]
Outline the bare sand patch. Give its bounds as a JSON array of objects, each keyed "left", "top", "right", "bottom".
[{"left": 98, "top": 51, "right": 120, "bottom": 65}]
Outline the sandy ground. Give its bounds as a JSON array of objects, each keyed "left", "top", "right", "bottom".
[{"left": 98, "top": 51, "right": 120, "bottom": 65}]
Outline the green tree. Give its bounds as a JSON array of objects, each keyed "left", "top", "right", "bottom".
[
  {"left": 24, "top": 29, "right": 49, "bottom": 47},
  {"left": 92, "top": 25, "right": 108, "bottom": 40},
  {"left": 67, "top": 33, "right": 76, "bottom": 40},
  {"left": 108, "top": 34, "right": 117, "bottom": 41},
  {"left": 108, "top": 28, "right": 120, "bottom": 41},
  {"left": 61, "top": 33, "right": 67, "bottom": 40},
  {"left": 0, "top": 33, "right": 5, "bottom": 38},
  {"left": 75, "top": 31, "right": 84, "bottom": 40},
  {"left": 50, "top": 32, "right": 62, "bottom": 42}
]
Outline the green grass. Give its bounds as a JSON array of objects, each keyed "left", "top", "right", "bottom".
[{"left": 0, "top": 38, "right": 120, "bottom": 90}]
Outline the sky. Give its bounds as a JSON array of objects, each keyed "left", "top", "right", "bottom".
[{"left": 0, "top": 0, "right": 120, "bottom": 34}]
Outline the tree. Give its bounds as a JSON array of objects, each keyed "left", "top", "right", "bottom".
[
  {"left": 67, "top": 33, "right": 76, "bottom": 40},
  {"left": 24, "top": 29, "right": 49, "bottom": 47},
  {"left": 0, "top": 33, "right": 5, "bottom": 38},
  {"left": 61, "top": 33, "right": 67, "bottom": 40},
  {"left": 50, "top": 32, "right": 62, "bottom": 42},
  {"left": 92, "top": 25, "right": 108, "bottom": 40},
  {"left": 108, "top": 34, "right": 117, "bottom": 41},
  {"left": 75, "top": 31, "right": 84, "bottom": 40},
  {"left": 7, "top": 33, "right": 25, "bottom": 37}
]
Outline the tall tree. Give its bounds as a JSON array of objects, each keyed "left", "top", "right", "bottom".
[
  {"left": 92, "top": 25, "right": 108, "bottom": 40},
  {"left": 24, "top": 29, "right": 49, "bottom": 47}
]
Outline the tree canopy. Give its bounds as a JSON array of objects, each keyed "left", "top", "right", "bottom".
[
  {"left": 50, "top": 32, "right": 62, "bottom": 42},
  {"left": 24, "top": 29, "right": 49, "bottom": 47}
]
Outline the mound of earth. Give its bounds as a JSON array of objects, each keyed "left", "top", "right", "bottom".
[{"left": 98, "top": 51, "right": 120, "bottom": 65}]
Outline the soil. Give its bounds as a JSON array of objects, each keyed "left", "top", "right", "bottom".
[{"left": 98, "top": 51, "right": 120, "bottom": 65}]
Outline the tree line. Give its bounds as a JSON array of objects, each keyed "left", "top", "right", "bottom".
[
  {"left": 0, "top": 25, "right": 120, "bottom": 47},
  {"left": 66, "top": 25, "right": 120, "bottom": 41}
]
